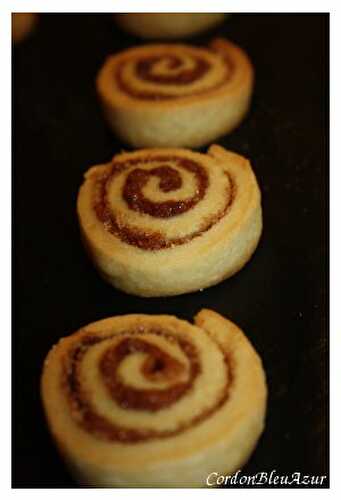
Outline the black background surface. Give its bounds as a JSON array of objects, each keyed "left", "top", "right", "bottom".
[{"left": 13, "top": 13, "right": 329, "bottom": 488}]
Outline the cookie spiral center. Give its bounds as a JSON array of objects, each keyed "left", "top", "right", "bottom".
[
  {"left": 136, "top": 55, "right": 210, "bottom": 85},
  {"left": 100, "top": 337, "right": 198, "bottom": 411},
  {"left": 123, "top": 164, "right": 205, "bottom": 218}
]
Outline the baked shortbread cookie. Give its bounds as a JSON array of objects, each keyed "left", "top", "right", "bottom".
[
  {"left": 12, "top": 13, "right": 37, "bottom": 43},
  {"left": 77, "top": 145, "right": 262, "bottom": 297},
  {"left": 96, "top": 38, "right": 253, "bottom": 148},
  {"left": 116, "top": 13, "right": 227, "bottom": 39},
  {"left": 41, "top": 309, "right": 267, "bottom": 487}
]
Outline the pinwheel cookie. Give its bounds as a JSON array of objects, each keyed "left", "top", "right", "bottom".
[
  {"left": 77, "top": 145, "right": 262, "bottom": 297},
  {"left": 41, "top": 309, "right": 267, "bottom": 487},
  {"left": 115, "top": 13, "right": 226, "bottom": 39},
  {"left": 96, "top": 38, "right": 253, "bottom": 148}
]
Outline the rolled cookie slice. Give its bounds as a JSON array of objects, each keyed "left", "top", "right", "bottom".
[
  {"left": 96, "top": 38, "right": 253, "bottom": 148},
  {"left": 77, "top": 145, "right": 262, "bottom": 297},
  {"left": 41, "top": 309, "right": 267, "bottom": 487}
]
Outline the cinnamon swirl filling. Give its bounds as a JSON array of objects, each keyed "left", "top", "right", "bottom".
[
  {"left": 62, "top": 326, "right": 231, "bottom": 443},
  {"left": 115, "top": 48, "right": 234, "bottom": 100},
  {"left": 93, "top": 155, "right": 235, "bottom": 250}
]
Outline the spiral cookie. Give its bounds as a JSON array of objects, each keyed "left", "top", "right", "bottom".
[
  {"left": 12, "top": 13, "right": 37, "bottom": 43},
  {"left": 116, "top": 13, "right": 227, "bottom": 39},
  {"left": 77, "top": 145, "right": 262, "bottom": 297},
  {"left": 41, "top": 309, "right": 267, "bottom": 487},
  {"left": 96, "top": 38, "right": 253, "bottom": 148}
]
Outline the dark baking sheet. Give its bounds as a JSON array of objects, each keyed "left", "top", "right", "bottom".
[{"left": 12, "top": 13, "right": 329, "bottom": 488}]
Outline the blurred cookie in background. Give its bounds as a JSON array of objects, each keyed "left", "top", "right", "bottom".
[
  {"left": 12, "top": 13, "right": 38, "bottom": 44},
  {"left": 115, "top": 13, "right": 227, "bottom": 39}
]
